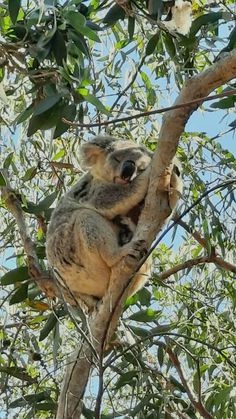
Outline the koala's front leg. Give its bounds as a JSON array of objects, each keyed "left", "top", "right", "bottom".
[
  {"left": 78, "top": 210, "right": 146, "bottom": 268},
  {"left": 89, "top": 166, "right": 151, "bottom": 219},
  {"left": 113, "top": 215, "right": 136, "bottom": 245}
]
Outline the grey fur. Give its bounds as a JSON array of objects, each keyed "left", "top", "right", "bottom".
[{"left": 46, "top": 136, "right": 182, "bottom": 311}]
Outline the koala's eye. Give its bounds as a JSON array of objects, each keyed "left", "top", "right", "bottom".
[{"left": 113, "top": 156, "right": 121, "bottom": 163}]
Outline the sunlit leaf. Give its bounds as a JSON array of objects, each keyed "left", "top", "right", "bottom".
[
  {"left": 66, "top": 11, "right": 100, "bottom": 42},
  {"left": 129, "top": 308, "right": 161, "bottom": 322},
  {"left": 84, "top": 93, "right": 110, "bottom": 115}
]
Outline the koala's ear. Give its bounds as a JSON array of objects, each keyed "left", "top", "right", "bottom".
[
  {"left": 80, "top": 143, "right": 105, "bottom": 168},
  {"left": 80, "top": 136, "right": 116, "bottom": 168}
]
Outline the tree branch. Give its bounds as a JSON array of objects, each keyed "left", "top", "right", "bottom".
[
  {"left": 54, "top": 50, "right": 236, "bottom": 418},
  {"left": 0, "top": 186, "right": 61, "bottom": 299},
  {"left": 176, "top": 218, "right": 236, "bottom": 274}
]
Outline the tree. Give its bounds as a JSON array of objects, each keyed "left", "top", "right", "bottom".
[{"left": 0, "top": 0, "right": 235, "bottom": 418}]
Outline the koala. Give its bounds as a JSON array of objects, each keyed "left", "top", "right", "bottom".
[{"left": 46, "top": 136, "right": 182, "bottom": 311}]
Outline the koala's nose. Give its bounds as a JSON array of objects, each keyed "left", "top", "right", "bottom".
[{"left": 120, "top": 160, "right": 136, "bottom": 181}]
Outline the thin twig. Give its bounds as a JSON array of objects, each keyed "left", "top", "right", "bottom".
[
  {"left": 162, "top": 342, "right": 213, "bottom": 419},
  {"left": 63, "top": 89, "right": 236, "bottom": 128},
  {"left": 109, "top": 56, "right": 146, "bottom": 112}
]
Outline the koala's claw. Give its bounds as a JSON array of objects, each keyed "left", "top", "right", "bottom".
[{"left": 127, "top": 240, "right": 147, "bottom": 263}]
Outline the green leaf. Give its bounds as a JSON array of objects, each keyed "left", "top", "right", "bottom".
[
  {"left": 23, "top": 191, "right": 57, "bottom": 214},
  {"left": 115, "top": 371, "right": 138, "bottom": 389},
  {"left": 15, "top": 104, "right": 34, "bottom": 125},
  {"left": 169, "top": 375, "right": 187, "bottom": 393},
  {"left": 82, "top": 406, "right": 94, "bottom": 419},
  {"left": 0, "top": 171, "right": 6, "bottom": 186},
  {"left": 148, "top": 0, "right": 163, "bottom": 18},
  {"left": 128, "top": 16, "right": 135, "bottom": 40},
  {"left": 137, "top": 288, "right": 151, "bottom": 306},
  {"left": 1, "top": 266, "right": 29, "bottom": 285},
  {"left": 53, "top": 103, "right": 76, "bottom": 138},
  {"left": 3, "top": 152, "right": 14, "bottom": 169},
  {"left": 129, "top": 308, "right": 160, "bottom": 322},
  {"left": 66, "top": 11, "right": 100, "bottom": 43},
  {"left": 85, "top": 93, "right": 110, "bottom": 115},
  {"left": 39, "top": 313, "right": 57, "bottom": 341},
  {"left": 8, "top": 0, "right": 21, "bottom": 24},
  {"left": 163, "top": 33, "right": 176, "bottom": 58},
  {"left": 210, "top": 95, "right": 236, "bottom": 109},
  {"left": 66, "top": 10, "right": 86, "bottom": 27},
  {"left": 21, "top": 166, "right": 37, "bottom": 182},
  {"left": 69, "top": 30, "right": 90, "bottom": 56},
  {"left": 33, "top": 402, "right": 57, "bottom": 412},
  {"left": 9, "top": 392, "right": 52, "bottom": 408},
  {"left": 190, "top": 12, "right": 222, "bottom": 36},
  {"left": 157, "top": 345, "right": 164, "bottom": 367},
  {"left": 78, "top": 25, "right": 101, "bottom": 43},
  {"left": 27, "top": 102, "right": 63, "bottom": 136},
  {"left": 52, "top": 149, "right": 65, "bottom": 160},
  {"left": 129, "top": 326, "right": 150, "bottom": 337},
  {"left": 51, "top": 30, "right": 67, "bottom": 66},
  {"left": 36, "top": 246, "right": 46, "bottom": 259},
  {"left": 103, "top": 4, "right": 125, "bottom": 25},
  {"left": 37, "top": 192, "right": 58, "bottom": 211},
  {"left": 151, "top": 323, "right": 177, "bottom": 334},
  {"left": 145, "top": 32, "right": 159, "bottom": 56},
  {"left": 33, "top": 94, "right": 62, "bottom": 116},
  {"left": 0, "top": 366, "right": 37, "bottom": 384},
  {"left": 229, "top": 119, "right": 236, "bottom": 128},
  {"left": 9, "top": 282, "right": 28, "bottom": 305},
  {"left": 225, "top": 25, "right": 236, "bottom": 52}
]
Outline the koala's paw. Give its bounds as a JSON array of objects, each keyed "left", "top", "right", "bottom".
[{"left": 125, "top": 240, "right": 147, "bottom": 268}]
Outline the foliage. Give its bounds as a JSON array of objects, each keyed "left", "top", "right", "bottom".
[{"left": 0, "top": 0, "right": 235, "bottom": 417}]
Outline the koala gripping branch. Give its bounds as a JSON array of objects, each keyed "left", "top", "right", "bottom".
[{"left": 56, "top": 51, "right": 236, "bottom": 419}]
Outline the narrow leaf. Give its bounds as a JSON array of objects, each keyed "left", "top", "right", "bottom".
[
  {"left": 84, "top": 93, "right": 110, "bottom": 115},
  {"left": 0, "top": 366, "right": 37, "bottom": 383},
  {"left": 128, "top": 16, "right": 135, "bottom": 40},
  {"left": 39, "top": 313, "right": 57, "bottom": 341},
  {"left": 66, "top": 11, "right": 100, "bottom": 42},
  {"left": 1, "top": 266, "right": 29, "bottom": 285},
  {"left": 103, "top": 4, "right": 125, "bottom": 24},
  {"left": 145, "top": 32, "right": 159, "bottom": 56},
  {"left": 115, "top": 371, "right": 138, "bottom": 389},
  {"left": 129, "top": 309, "right": 160, "bottom": 322},
  {"left": 9, "top": 282, "right": 28, "bottom": 305},
  {"left": 8, "top": 0, "right": 21, "bottom": 24},
  {"left": 33, "top": 94, "right": 61, "bottom": 116},
  {"left": 0, "top": 171, "right": 6, "bottom": 186}
]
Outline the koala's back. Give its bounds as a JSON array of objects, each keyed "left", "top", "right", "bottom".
[
  {"left": 47, "top": 203, "right": 117, "bottom": 301},
  {"left": 46, "top": 171, "right": 134, "bottom": 305}
]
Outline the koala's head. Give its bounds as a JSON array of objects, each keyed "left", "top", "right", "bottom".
[{"left": 80, "top": 136, "right": 152, "bottom": 183}]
